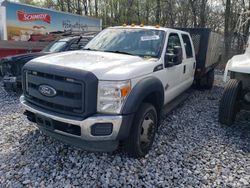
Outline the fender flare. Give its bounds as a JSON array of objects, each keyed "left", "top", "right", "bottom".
[{"left": 121, "top": 77, "right": 164, "bottom": 115}]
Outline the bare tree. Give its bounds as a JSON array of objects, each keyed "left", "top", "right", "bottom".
[
  {"left": 66, "top": 0, "right": 71, "bottom": 13},
  {"left": 156, "top": 0, "right": 161, "bottom": 24},
  {"left": 95, "top": 0, "right": 98, "bottom": 17},
  {"left": 199, "top": 0, "right": 208, "bottom": 27},
  {"left": 88, "top": 0, "right": 92, "bottom": 16},
  {"left": 189, "top": 0, "right": 198, "bottom": 27}
]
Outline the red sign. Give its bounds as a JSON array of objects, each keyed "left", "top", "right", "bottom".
[{"left": 17, "top": 11, "right": 51, "bottom": 24}]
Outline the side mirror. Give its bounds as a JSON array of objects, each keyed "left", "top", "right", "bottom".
[{"left": 165, "top": 46, "right": 183, "bottom": 67}]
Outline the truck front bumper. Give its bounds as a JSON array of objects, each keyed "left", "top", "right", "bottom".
[{"left": 20, "top": 96, "right": 134, "bottom": 152}]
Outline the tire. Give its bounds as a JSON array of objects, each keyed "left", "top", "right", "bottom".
[
  {"left": 124, "top": 103, "right": 158, "bottom": 158},
  {"left": 206, "top": 69, "right": 214, "bottom": 89},
  {"left": 197, "top": 69, "right": 215, "bottom": 90},
  {"left": 219, "top": 79, "right": 242, "bottom": 126}
]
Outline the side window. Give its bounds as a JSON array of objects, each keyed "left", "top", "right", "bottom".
[
  {"left": 68, "top": 40, "right": 80, "bottom": 50},
  {"left": 182, "top": 34, "right": 193, "bottom": 58},
  {"left": 69, "top": 43, "right": 79, "bottom": 50},
  {"left": 78, "top": 38, "right": 91, "bottom": 48},
  {"left": 165, "top": 33, "right": 182, "bottom": 65},
  {"left": 167, "top": 33, "right": 182, "bottom": 53}
]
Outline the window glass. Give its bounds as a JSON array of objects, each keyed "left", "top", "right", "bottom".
[
  {"left": 69, "top": 43, "right": 80, "bottom": 50},
  {"left": 182, "top": 34, "right": 193, "bottom": 58},
  {"left": 84, "top": 28, "right": 166, "bottom": 58},
  {"left": 166, "top": 33, "right": 182, "bottom": 65},
  {"left": 166, "top": 33, "right": 182, "bottom": 54},
  {"left": 42, "top": 41, "right": 67, "bottom": 52},
  {"left": 78, "top": 38, "right": 91, "bottom": 48}
]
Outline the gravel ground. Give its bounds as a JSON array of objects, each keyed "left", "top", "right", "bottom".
[{"left": 0, "top": 73, "right": 249, "bottom": 187}]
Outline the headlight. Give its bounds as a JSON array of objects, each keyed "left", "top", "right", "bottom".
[{"left": 97, "top": 80, "right": 131, "bottom": 114}]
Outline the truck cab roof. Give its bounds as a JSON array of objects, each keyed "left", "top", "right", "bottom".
[{"left": 108, "top": 26, "right": 190, "bottom": 35}]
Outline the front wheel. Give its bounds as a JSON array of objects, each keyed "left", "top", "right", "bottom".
[
  {"left": 124, "top": 103, "right": 158, "bottom": 158},
  {"left": 219, "top": 79, "right": 242, "bottom": 126}
]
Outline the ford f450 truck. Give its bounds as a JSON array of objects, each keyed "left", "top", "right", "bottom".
[{"left": 20, "top": 26, "right": 221, "bottom": 157}]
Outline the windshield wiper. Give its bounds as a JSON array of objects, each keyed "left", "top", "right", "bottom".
[{"left": 103, "top": 50, "right": 135, "bottom": 56}]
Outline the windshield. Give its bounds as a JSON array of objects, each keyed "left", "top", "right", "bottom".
[
  {"left": 42, "top": 41, "right": 68, "bottom": 53},
  {"left": 84, "top": 28, "right": 165, "bottom": 58}
]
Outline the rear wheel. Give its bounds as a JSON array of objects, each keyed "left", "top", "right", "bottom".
[
  {"left": 197, "top": 69, "right": 215, "bottom": 90},
  {"left": 219, "top": 79, "right": 242, "bottom": 126},
  {"left": 125, "top": 103, "right": 157, "bottom": 158},
  {"left": 206, "top": 69, "right": 215, "bottom": 89}
]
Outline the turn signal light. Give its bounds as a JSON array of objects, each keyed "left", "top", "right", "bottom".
[{"left": 121, "top": 86, "right": 131, "bottom": 97}]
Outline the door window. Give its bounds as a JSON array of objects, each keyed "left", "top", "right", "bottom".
[
  {"left": 166, "top": 33, "right": 182, "bottom": 65},
  {"left": 182, "top": 34, "right": 193, "bottom": 58},
  {"left": 167, "top": 33, "right": 182, "bottom": 51}
]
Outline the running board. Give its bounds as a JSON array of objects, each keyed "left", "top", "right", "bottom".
[{"left": 162, "top": 91, "right": 190, "bottom": 115}]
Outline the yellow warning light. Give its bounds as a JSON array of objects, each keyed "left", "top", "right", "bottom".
[
  {"left": 140, "top": 24, "right": 144, "bottom": 27},
  {"left": 131, "top": 23, "right": 135, "bottom": 27},
  {"left": 155, "top": 24, "right": 160, "bottom": 28}
]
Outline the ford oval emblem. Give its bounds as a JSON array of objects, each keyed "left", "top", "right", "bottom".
[{"left": 39, "top": 85, "right": 57, "bottom": 97}]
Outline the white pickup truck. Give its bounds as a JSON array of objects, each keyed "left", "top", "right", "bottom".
[{"left": 20, "top": 26, "right": 221, "bottom": 157}]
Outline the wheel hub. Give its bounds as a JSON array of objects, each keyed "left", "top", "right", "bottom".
[{"left": 140, "top": 113, "right": 155, "bottom": 147}]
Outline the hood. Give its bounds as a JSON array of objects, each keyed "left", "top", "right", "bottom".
[
  {"left": 226, "top": 52, "right": 250, "bottom": 74},
  {"left": 1, "top": 52, "right": 48, "bottom": 64},
  {"left": 30, "top": 50, "right": 159, "bottom": 80}
]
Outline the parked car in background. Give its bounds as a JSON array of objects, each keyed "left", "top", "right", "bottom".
[{"left": 0, "top": 35, "right": 94, "bottom": 92}]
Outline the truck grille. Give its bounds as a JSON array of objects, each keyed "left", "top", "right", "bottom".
[{"left": 24, "top": 70, "right": 84, "bottom": 116}]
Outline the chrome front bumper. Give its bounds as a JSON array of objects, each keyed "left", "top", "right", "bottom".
[{"left": 20, "top": 95, "right": 123, "bottom": 141}]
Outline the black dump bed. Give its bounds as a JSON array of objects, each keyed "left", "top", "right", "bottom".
[{"left": 178, "top": 28, "right": 222, "bottom": 78}]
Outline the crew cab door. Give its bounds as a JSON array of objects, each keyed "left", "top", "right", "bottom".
[
  {"left": 163, "top": 32, "right": 185, "bottom": 104},
  {"left": 180, "top": 34, "right": 196, "bottom": 90}
]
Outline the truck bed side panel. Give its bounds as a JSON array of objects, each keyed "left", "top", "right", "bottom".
[{"left": 205, "top": 32, "right": 222, "bottom": 69}]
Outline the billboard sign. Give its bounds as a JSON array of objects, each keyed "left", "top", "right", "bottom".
[
  {"left": 17, "top": 11, "right": 51, "bottom": 23},
  {"left": 1, "top": 1, "right": 101, "bottom": 41}
]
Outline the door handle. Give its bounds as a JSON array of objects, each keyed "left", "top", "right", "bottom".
[
  {"left": 193, "top": 62, "right": 196, "bottom": 69},
  {"left": 183, "top": 65, "right": 186, "bottom": 74}
]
